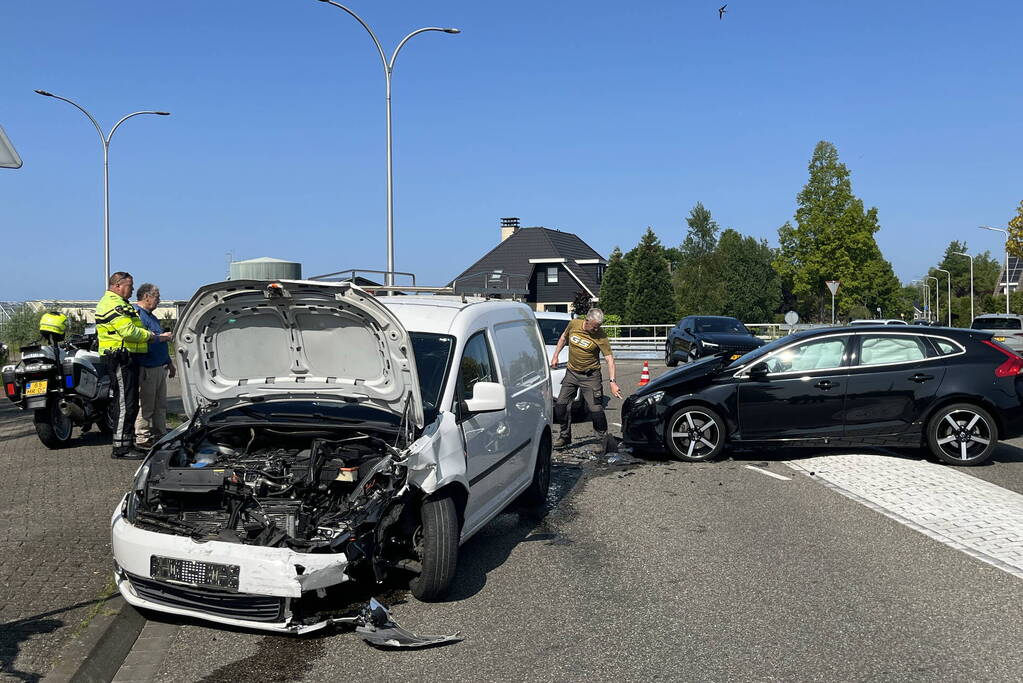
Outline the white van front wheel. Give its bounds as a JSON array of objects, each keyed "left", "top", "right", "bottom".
[{"left": 409, "top": 493, "right": 460, "bottom": 601}]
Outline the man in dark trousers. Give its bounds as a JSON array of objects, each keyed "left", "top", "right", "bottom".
[
  {"left": 549, "top": 308, "right": 622, "bottom": 453},
  {"left": 95, "top": 272, "right": 171, "bottom": 459}
]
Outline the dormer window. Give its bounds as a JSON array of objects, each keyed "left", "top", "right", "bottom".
[{"left": 546, "top": 266, "right": 559, "bottom": 284}]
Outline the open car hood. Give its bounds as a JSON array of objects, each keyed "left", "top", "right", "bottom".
[{"left": 174, "top": 280, "right": 423, "bottom": 428}]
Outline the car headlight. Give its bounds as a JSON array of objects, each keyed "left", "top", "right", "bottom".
[
  {"left": 701, "top": 341, "right": 719, "bottom": 348},
  {"left": 635, "top": 390, "right": 664, "bottom": 408},
  {"left": 123, "top": 462, "right": 151, "bottom": 523}
]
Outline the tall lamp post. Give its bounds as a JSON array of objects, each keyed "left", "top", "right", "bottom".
[
  {"left": 35, "top": 90, "right": 169, "bottom": 288},
  {"left": 953, "top": 251, "right": 974, "bottom": 324},
  {"left": 927, "top": 275, "right": 940, "bottom": 325},
  {"left": 979, "top": 225, "right": 1011, "bottom": 314},
  {"left": 936, "top": 268, "right": 952, "bottom": 326},
  {"left": 313, "top": 1, "right": 459, "bottom": 287}
]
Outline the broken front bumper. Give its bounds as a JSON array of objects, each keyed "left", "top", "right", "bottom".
[{"left": 111, "top": 500, "right": 352, "bottom": 634}]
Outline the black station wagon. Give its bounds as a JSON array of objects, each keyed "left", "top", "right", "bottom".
[{"left": 623, "top": 325, "right": 1023, "bottom": 466}]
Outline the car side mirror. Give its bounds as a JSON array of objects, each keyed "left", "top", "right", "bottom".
[
  {"left": 749, "top": 362, "right": 769, "bottom": 380},
  {"left": 684, "top": 327, "right": 693, "bottom": 335},
  {"left": 463, "top": 381, "right": 506, "bottom": 413}
]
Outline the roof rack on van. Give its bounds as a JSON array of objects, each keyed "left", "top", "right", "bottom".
[{"left": 309, "top": 269, "right": 528, "bottom": 300}]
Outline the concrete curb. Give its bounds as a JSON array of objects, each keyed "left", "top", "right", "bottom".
[{"left": 44, "top": 594, "right": 146, "bottom": 683}]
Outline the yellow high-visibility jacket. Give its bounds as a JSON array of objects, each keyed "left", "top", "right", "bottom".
[{"left": 95, "top": 290, "right": 151, "bottom": 353}]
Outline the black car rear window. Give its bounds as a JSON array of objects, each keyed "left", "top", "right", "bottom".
[
  {"left": 972, "top": 318, "right": 1022, "bottom": 330},
  {"left": 694, "top": 317, "right": 749, "bottom": 334},
  {"left": 537, "top": 318, "right": 570, "bottom": 346}
]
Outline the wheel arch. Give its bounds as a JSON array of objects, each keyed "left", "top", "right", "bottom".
[{"left": 919, "top": 394, "right": 1005, "bottom": 442}]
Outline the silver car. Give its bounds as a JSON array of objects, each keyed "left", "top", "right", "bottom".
[{"left": 971, "top": 314, "right": 1023, "bottom": 353}]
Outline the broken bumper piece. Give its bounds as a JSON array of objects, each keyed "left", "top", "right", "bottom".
[
  {"left": 112, "top": 505, "right": 351, "bottom": 634},
  {"left": 333, "top": 598, "right": 462, "bottom": 649}
]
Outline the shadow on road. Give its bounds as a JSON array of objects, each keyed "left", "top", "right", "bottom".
[{"left": 0, "top": 597, "right": 110, "bottom": 683}]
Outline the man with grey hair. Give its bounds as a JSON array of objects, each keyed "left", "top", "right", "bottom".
[
  {"left": 133, "top": 283, "right": 175, "bottom": 448},
  {"left": 549, "top": 307, "right": 622, "bottom": 453}
]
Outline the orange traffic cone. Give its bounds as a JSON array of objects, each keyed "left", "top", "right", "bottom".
[{"left": 637, "top": 361, "right": 650, "bottom": 387}]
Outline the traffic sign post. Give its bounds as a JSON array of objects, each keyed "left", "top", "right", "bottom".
[{"left": 826, "top": 280, "right": 840, "bottom": 325}]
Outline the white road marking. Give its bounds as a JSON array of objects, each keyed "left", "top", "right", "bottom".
[
  {"left": 788, "top": 454, "right": 1023, "bottom": 579},
  {"left": 745, "top": 465, "right": 791, "bottom": 481}
]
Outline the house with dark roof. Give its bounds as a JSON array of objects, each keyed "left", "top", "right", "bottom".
[{"left": 450, "top": 218, "right": 606, "bottom": 312}]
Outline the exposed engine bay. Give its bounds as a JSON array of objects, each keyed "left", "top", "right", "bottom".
[{"left": 127, "top": 420, "right": 418, "bottom": 578}]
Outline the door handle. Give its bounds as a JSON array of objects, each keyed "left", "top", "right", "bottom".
[
  {"left": 910, "top": 373, "right": 935, "bottom": 383},
  {"left": 814, "top": 380, "right": 837, "bottom": 390}
]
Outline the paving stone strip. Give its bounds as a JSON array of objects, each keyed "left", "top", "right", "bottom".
[{"left": 786, "top": 454, "right": 1023, "bottom": 579}]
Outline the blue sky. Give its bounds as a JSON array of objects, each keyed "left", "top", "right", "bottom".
[{"left": 1, "top": 1, "right": 1021, "bottom": 300}]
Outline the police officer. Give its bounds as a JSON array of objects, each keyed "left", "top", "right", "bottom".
[
  {"left": 549, "top": 308, "right": 623, "bottom": 453},
  {"left": 96, "top": 272, "right": 171, "bottom": 460}
]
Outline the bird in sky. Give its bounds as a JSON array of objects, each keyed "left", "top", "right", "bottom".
[{"left": 719, "top": 4, "right": 727, "bottom": 20}]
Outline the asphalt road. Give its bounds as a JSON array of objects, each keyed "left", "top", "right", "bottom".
[{"left": 122, "top": 360, "right": 1023, "bottom": 683}]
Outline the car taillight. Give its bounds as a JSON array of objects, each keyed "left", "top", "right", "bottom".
[
  {"left": 982, "top": 339, "right": 1023, "bottom": 377},
  {"left": 5, "top": 383, "right": 14, "bottom": 396}
]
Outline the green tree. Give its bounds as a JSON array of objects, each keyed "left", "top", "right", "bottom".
[
  {"left": 774, "top": 141, "right": 901, "bottom": 321},
  {"left": 625, "top": 228, "right": 676, "bottom": 325},
  {"left": 571, "top": 291, "right": 592, "bottom": 317},
  {"left": 674, "top": 203, "right": 723, "bottom": 316},
  {"left": 598, "top": 247, "right": 629, "bottom": 319},
  {"left": 714, "top": 229, "right": 781, "bottom": 321},
  {"left": 926, "top": 241, "right": 1001, "bottom": 325}
]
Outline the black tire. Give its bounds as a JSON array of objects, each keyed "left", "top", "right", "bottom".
[
  {"left": 34, "top": 401, "right": 73, "bottom": 449},
  {"left": 409, "top": 493, "right": 460, "bottom": 601},
  {"left": 926, "top": 403, "right": 998, "bottom": 466},
  {"left": 665, "top": 343, "right": 679, "bottom": 367},
  {"left": 96, "top": 401, "right": 115, "bottom": 435},
  {"left": 665, "top": 405, "right": 726, "bottom": 462},
  {"left": 519, "top": 432, "right": 552, "bottom": 510}
]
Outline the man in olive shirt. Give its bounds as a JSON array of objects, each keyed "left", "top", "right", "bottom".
[{"left": 549, "top": 308, "right": 622, "bottom": 451}]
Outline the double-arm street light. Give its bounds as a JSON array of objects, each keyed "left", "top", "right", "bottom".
[
  {"left": 912, "top": 279, "right": 930, "bottom": 321},
  {"left": 936, "top": 268, "right": 952, "bottom": 326},
  {"left": 926, "top": 275, "right": 940, "bottom": 324},
  {"left": 953, "top": 251, "right": 975, "bottom": 324},
  {"left": 979, "top": 225, "right": 1011, "bottom": 314},
  {"left": 314, "top": 1, "right": 460, "bottom": 287},
  {"left": 35, "top": 90, "right": 169, "bottom": 288}
]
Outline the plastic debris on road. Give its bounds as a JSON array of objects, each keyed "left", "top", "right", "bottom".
[{"left": 346, "top": 598, "right": 463, "bottom": 649}]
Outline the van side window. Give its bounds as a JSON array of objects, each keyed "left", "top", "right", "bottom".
[
  {"left": 457, "top": 332, "right": 496, "bottom": 401},
  {"left": 493, "top": 320, "right": 547, "bottom": 389}
]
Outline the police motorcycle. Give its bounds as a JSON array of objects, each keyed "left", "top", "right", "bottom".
[{"left": 1, "top": 312, "right": 115, "bottom": 448}]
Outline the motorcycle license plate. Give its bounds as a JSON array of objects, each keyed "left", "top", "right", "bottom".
[{"left": 25, "top": 380, "right": 48, "bottom": 396}]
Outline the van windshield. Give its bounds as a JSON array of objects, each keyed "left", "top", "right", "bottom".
[
  {"left": 972, "top": 318, "right": 1022, "bottom": 330},
  {"left": 409, "top": 333, "right": 455, "bottom": 423}
]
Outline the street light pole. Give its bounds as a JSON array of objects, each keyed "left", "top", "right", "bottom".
[
  {"left": 314, "top": 1, "right": 460, "bottom": 287},
  {"left": 953, "top": 251, "right": 974, "bottom": 324},
  {"left": 979, "top": 225, "right": 1011, "bottom": 314},
  {"left": 936, "top": 268, "right": 952, "bottom": 326},
  {"left": 35, "top": 90, "right": 169, "bottom": 288},
  {"left": 927, "top": 275, "right": 940, "bottom": 325}
]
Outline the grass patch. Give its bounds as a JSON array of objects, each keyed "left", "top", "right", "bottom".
[
  {"left": 70, "top": 576, "right": 118, "bottom": 638},
  {"left": 166, "top": 412, "right": 186, "bottom": 429}
]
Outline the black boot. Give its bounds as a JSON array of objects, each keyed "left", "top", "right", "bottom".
[{"left": 111, "top": 447, "right": 147, "bottom": 460}]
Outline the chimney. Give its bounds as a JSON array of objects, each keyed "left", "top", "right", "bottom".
[{"left": 500, "top": 217, "right": 520, "bottom": 242}]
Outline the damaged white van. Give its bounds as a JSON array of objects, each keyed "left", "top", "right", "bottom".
[{"left": 111, "top": 280, "right": 553, "bottom": 633}]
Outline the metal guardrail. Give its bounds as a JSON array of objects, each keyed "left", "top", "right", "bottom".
[{"left": 602, "top": 323, "right": 791, "bottom": 360}]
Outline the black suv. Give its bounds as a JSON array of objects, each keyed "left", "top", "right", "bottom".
[{"left": 665, "top": 315, "right": 764, "bottom": 367}]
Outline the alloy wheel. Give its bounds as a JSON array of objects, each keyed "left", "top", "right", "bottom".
[
  {"left": 933, "top": 409, "right": 992, "bottom": 462},
  {"left": 668, "top": 409, "right": 720, "bottom": 460}
]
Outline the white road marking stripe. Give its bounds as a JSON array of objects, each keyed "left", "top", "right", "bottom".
[
  {"left": 787, "top": 454, "right": 1023, "bottom": 579},
  {"left": 745, "top": 465, "right": 791, "bottom": 481}
]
